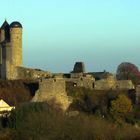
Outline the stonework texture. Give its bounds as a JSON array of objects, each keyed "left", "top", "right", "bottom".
[
  {"left": 32, "top": 78, "right": 73, "bottom": 111},
  {"left": 94, "top": 76, "right": 134, "bottom": 90},
  {"left": 15, "top": 67, "right": 51, "bottom": 80},
  {"left": 66, "top": 73, "right": 95, "bottom": 89},
  {"left": 10, "top": 28, "right": 22, "bottom": 67}
]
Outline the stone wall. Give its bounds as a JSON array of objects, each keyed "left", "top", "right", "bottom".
[
  {"left": 88, "top": 71, "right": 111, "bottom": 80},
  {"left": 32, "top": 78, "right": 72, "bottom": 111},
  {"left": 0, "top": 42, "right": 15, "bottom": 80},
  {"left": 94, "top": 77, "right": 134, "bottom": 90},
  {"left": 116, "top": 80, "right": 135, "bottom": 90},
  {"left": 14, "top": 67, "right": 52, "bottom": 80},
  {"left": 66, "top": 74, "right": 95, "bottom": 89}
]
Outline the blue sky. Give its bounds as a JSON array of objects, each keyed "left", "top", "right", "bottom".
[{"left": 0, "top": 0, "right": 140, "bottom": 73}]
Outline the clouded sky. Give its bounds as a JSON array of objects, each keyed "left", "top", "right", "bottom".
[{"left": 1, "top": 0, "right": 140, "bottom": 73}]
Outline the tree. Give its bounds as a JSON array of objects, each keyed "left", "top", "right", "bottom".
[
  {"left": 116, "top": 62, "right": 140, "bottom": 85},
  {"left": 110, "top": 94, "right": 133, "bottom": 123}
]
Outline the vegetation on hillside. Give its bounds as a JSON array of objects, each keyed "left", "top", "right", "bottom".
[
  {"left": 0, "top": 86, "right": 139, "bottom": 139},
  {"left": 0, "top": 102, "right": 140, "bottom": 140},
  {"left": 0, "top": 61, "right": 140, "bottom": 139},
  {"left": 0, "top": 80, "right": 38, "bottom": 106}
]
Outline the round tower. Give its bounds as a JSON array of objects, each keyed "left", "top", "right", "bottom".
[{"left": 10, "top": 21, "right": 22, "bottom": 67}]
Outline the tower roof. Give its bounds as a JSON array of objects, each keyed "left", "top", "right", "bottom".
[
  {"left": 10, "top": 21, "right": 22, "bottom": 28},
  {"left": 1, "top": 20, "right": 9, "bottom": 29}
]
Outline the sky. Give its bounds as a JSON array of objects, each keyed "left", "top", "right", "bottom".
[{"left": 0, "top": 0, "right": 140, "bottom": 73}]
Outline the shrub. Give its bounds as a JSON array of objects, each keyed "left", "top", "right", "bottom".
[{"left": 110, "top": 94, "right": 133, "bottom": 124}]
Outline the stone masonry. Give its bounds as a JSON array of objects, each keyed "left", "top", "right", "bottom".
[
  {"left": 0, "top": 21, "right": 22, "bottom": 80},
  {"left": 32, "top": 78, "right": 72, "bottom": 111}
]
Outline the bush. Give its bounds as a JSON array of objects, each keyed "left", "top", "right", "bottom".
[{"left": 110, "top": 94, "right": 133, "bottom": 124}]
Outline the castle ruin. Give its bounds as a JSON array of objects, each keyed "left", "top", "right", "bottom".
[{"left": 0, "top": 20, "right": 139, "bottom": 109}]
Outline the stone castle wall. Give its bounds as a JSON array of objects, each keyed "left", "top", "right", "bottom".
[
  {"left": 32, "top": 78, "right": 72, "bottom": 111},
  {"left": 66, "top": 74, "right": 95, "bottom": 89},
  {"left": 14, "top": 67, "right": 52, "bottom": 80},
  {"left": 94, "top": 78, "right": 134, "bottom": 90}
]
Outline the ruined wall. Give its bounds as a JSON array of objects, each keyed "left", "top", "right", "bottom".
[
  {"left": 32, "top": 78, "right": 72, "bottom": 111},
  {"left": 70, "top": 73, "right": 83, "bottom": 78},
  {"left": 94, "top": 80, "right": 115, "bottom": 90},
  {"left": 14, "top": 67, "right": 52, "bottom": 80},
  {"left": 66, "top": 74, "right": 95, "bottom": 89},
  {"left": 88, "top": 72, "right": 112, "bottom": 80},
  {"left": 94, "top": 77, "right": 134, "bottom": 90},
  {"left": 115, "top": 80, "right": 134, "bottom": 90}
]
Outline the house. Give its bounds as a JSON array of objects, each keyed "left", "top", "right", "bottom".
[{"left": 0, "top": 99, "right": 15, "bottom": 113}]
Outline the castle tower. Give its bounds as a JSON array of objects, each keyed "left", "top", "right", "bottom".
[
  {"left": 72, "top": 62, "right": 86, "bottom": 73},
  {"left": 0, "top": 20, "right": 11, "bottom": 79},
  {"left": 10, "top": 22, "right": 22, "bottom": 67},
  {"left": 0, "top": 20, "right": 10, "bottom": 42},
  {"left": 0, "top": 21, "right": 23, "bottom": 80}
]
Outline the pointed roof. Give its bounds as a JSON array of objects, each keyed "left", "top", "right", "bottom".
[
  {"left": 1, "top": 20, "right": 9, "bottom": 29},
  {"left": 0, "top": 99, "right": 11, "bottom": 108}
]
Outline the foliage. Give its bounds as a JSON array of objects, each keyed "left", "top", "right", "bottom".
[
  {"left": 110, "top": 94, "right": 133, "bottom": 124},
  {"left": 116, "top": 62, "right": 140, "bottom": 85},
  {"left": 2, "top": 102, "right": 140, "bottom": 140},
  {"left": 68, "top": 88, "right": 109, "bottom": 115},
  {"left": 0, "top": 80, "right": 32, "bottom": 106},
  {"left": 68, "top": 88, "right": 128, "bottom": 117},
  {"left": 0, "top": 83, "right": 139, "bottom": 139}
]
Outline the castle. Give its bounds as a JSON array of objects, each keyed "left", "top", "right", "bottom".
[{"left": 0, "top": 20, "right": 139, "bottom": 110}]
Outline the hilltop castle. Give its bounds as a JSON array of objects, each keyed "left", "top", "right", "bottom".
[
  {"left": 0, "top": 20, "right": 139, "bottom": 110},
  {"left": 0, "top": 20, "right": 135, "bottom": 91}
]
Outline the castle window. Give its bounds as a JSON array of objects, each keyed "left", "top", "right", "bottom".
[
  {"left": 93, "top": 83, "right": 95, "bottom": 88},
  {"left": 73, "top": 83, "right": 77, "bottom": 87}
]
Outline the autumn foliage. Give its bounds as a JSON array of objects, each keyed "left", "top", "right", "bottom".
[
  {"left": 0, "top": 80, "right": 35, "bottom": 106},
  {"left": 110, "top": 94, "right": 133, "bottom": 123},
  {"left": 116, "top": 62, "right": 140, "bottom": 85}
]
